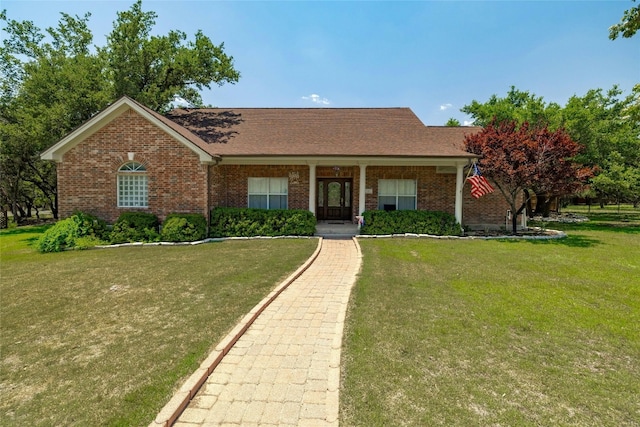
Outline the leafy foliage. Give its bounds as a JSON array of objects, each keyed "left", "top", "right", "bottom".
[
  {"left": 563, "top": 86, "right": 640, "bottom": 205},
  {"left": 461, "top": 86, "right": 563, "bottom": 129},
  {"left": 360, "top": 210, "right": 461, "bottom": 236},
  {"left": 210, "top": 207, "right": 316, "bottom": 237},
  {"left": 110, "top": 212, "right": 160, "bottom": 244},
  {"left": 37, "top": 211, "right": 108, "bottom": 252},
  {"left": 103, "top": 1, "right": 239, "bottom": 112},
  {"left": 465, "top": 120, "right": 593, "bottom": 233},
  {"left": 1, "top": 11, "right": 110, "bottom": 222},
  {"left": 609, "top": 0, "right": 640, "bottom": 40},
  {"left": 160, "top": 213, "right": 207, "bottom": 242}
]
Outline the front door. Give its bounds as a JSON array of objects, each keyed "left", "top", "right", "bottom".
[{"left": 317, "top": 178, "right": 352, "bottom": 221}]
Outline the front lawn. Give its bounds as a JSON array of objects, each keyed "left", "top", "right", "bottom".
[
  {"left": 0, "top": 228, "right": 317, "bottom": 426},
  {"left": 341, "top": 206, "right": 639, "bottom": 426}
]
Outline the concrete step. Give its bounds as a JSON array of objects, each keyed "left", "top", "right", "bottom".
[{"left": 315, "top": 221, "right": 359, "bottom": 237}]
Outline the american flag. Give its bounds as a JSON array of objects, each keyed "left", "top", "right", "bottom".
[{"left": 467, "top": 163, "right": 494, "bottom": 199}]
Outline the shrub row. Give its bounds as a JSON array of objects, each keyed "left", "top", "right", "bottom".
[
  {"left": 37, "top": 208, "right": 460, "bottom": 253},
  {"left": 360, "top": 210, "right": 461, "bottom": 236},
  {"left": 37, "top": 212, "right": 109, "bottom": 253},
  {"left": 210, "top": 207, "right": 316, "bottom": 237},
  {"left": 38, "top": 212, "right": 208, "bottom": 253},
  {"left": 109, "top": 212, "right": 160, "bottom": 244}
]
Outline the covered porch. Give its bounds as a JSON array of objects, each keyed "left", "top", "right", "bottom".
[{"left": 217, "top": 157, "right": 472, "bottom": 225}]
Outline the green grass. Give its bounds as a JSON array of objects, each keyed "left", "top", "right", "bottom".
[
  {"left": 0, "top": 228, "right": 317, "bottom": 426},
  {"left": 341, "top": 206, "right": 640, "bottom": 426},
  {"left": 555, "top": 204, "right": 640, "bottom": 232}
]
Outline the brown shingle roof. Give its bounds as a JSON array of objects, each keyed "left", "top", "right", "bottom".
[{"left": 164, "top": 107, "right": 479, "bottom": 158}]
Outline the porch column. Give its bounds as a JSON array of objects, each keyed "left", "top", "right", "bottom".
[
  {"left": 308, "top": 163, "right": 316, "bottom": 214},
  {"left": 358, "top": 164, "right": 367, "bottom": 215},
  {"left": 455, "top": 163, "right": 464, "bottom": 225}
]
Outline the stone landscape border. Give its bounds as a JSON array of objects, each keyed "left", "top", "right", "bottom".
[
  {"left": 95, "top": 227, "right": 566, "bottom": 249},
  {"left": 357, "top": 227, "right": 567, "bottom": 241}
]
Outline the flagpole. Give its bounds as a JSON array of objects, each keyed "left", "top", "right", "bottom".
[{"left": 463, "top": 159, "right": 476, "bottom": 184}]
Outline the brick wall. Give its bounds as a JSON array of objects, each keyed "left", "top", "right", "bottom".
[
  {"left": 463, "top": 190, "right": 517, "bottom": 228},
  {"left": 364, "top": 166, "right": 456, "bottom": 212},
  {"left": 364, "top": 166, "right": 517, "bottom": 228},
  {"left": 57, "top": 108, "right": 208, "bottom": 223},
  {"left": 209, "top": 164, "right": 310, "bottom": 210}
]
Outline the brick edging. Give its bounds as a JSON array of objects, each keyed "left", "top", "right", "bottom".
[{"left": 149, "top": 237, "right": 324, "bottom": 427}]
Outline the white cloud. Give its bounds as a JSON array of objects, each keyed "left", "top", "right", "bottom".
[
  {"left": 439, "top": 103, "right": 453, "bottom": 111},
  {"left": 463, "top": 120, "right": 475, "bottom": 126},
  {"left": 170, "top": 95, "right": 194, "bottom": 108},
  {"left": 302, "top": 94, "right": 331, "bottom": 106}
]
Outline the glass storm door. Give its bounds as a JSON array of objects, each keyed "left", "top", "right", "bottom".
[{"left": 317, "top": 178, "right": 352, "bottom": 221}]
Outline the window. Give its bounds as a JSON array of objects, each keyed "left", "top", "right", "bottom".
[
  {"left": 248, "top": 177, "right": 288, "bottom": 209},
  {"left": 117, "top": 162, "right": 148, "bottom": 207},
  {"left": 378, "top": 179, "right": 416, "bottom": 210}
]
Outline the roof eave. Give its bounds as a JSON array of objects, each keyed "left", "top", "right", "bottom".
[{"left": 218, "top": 154, "right": 478, "bottom": 166}]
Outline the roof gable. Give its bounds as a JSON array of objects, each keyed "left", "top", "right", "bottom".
[{"left": 40, "top": 96, "right": 216, "bottom": 163}]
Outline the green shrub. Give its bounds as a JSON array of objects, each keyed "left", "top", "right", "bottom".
[
  {"left": 360, "top": 210, "right": 461, "bottom": 236},
  {"left": 160, "top": 213, "right": 207, "bottom": 242},
  {"left": 37, "top": 211, "right": 108, "bottom": 253},
  {"left": 210, "top": 208, "right": 316, "bottom": 237},
  {"left": 110, "top": 212, "right": 160, "bottom": 244}
]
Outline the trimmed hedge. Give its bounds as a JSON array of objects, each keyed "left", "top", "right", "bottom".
[
  {"left": 160, "top": 213, "right": 207, "bottom": 242},
  {"left": 210, "top": 207, "right": 316, "bottom": 237},
  {"left": 360, "top": 210, "right": 461, "bottom": 236},
  {"left": 110, "top": 212, "right": 160, "bottom": 244},
  {"left": 37, "top": 211, "right": 108, "bottom": 253}
]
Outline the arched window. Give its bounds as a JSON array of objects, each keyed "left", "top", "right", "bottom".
[{"left": 117, "top": 162, "right": 148, "bottom": 207}]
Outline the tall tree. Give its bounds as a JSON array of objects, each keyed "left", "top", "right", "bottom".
[
  {"left": 1, "top": 11, "right": 110, "bottom": 221},
  {"left": 461, "top": 86, "right": 563, "bottom": 130},
  {"left": 563, "top": 85, "right": 640, "bottom": 206},
  {"left": 609, "top": 0, "right": 640, "bottom": 40},
  {"left": 465, "top": 120, "right": 592, "bottom": 234},
  {"left": 104, "top": 0, "right": 239, "bottom": 112},
  {"left": 1, "top": 1, "right": 239, "bottom": 222}
]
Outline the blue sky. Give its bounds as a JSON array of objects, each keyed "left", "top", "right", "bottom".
[{"left": 3, "top": 0, "right": 638, "bottom": 125}]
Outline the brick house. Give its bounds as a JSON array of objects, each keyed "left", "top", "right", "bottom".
[{"left": 41, "top": 96, "right": 513, "bottom": 229}]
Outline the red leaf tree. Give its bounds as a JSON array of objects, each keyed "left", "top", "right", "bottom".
[{"left": 465, "top": 120, "right": 593, "bottom": 234}]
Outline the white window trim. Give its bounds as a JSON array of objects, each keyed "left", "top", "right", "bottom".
[
  {"left": 378, "top": 179, "right": 417, "bottom": 210},
  {"left": 117, "top": 162, "right": 148, "bottom": 208},
  {"left": 248, "top": 177, "right": 288, "bottom": 210}
]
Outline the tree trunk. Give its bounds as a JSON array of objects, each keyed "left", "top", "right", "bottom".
[
  {"left": 51, "top": 192, "right": 58, "bottom": 219},
  {"left": 523, "top": 189, "right": 533, "bottom": 217},
  {"left": 511, "top": 213, "right": 518, "bottom": 235},
  {"left": 541, "top": 198, "right": 553, "bottom": 217},
  {"left": 533, "top": 192, "right": 552, "bottom": 216}
]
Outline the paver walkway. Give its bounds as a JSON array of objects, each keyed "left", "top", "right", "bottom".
[{"left": 173, "top": 237, "right": 361, "bottom": 427}]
